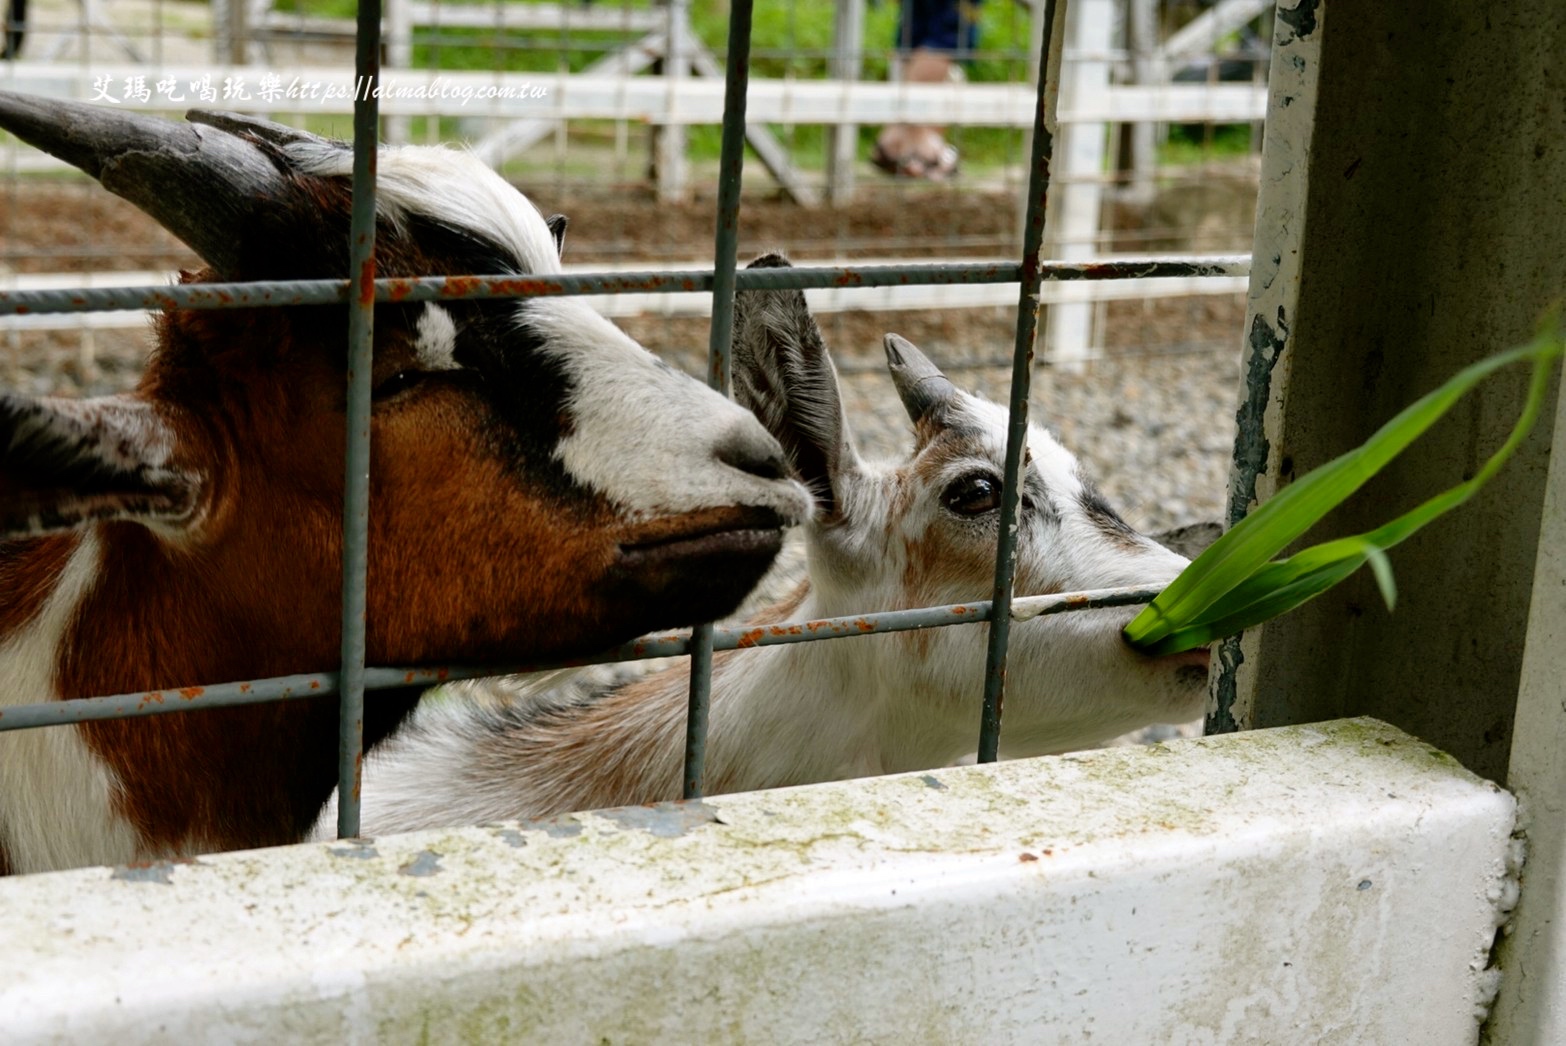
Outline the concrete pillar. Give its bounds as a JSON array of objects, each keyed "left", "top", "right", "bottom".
[
  {"left": 1223, "top": 0, "right": 1566, "bottom": 782},
  {"left": 1488, "top": 336, "right": 1566, "bottom": 1042}
]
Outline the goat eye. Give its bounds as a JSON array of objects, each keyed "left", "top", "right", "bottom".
[
  {"left": 373, "top": 369, "right": 424, "bottom": 400},
  {"left": 941, "top": 474, "right": 1002, "bottom": 517}
]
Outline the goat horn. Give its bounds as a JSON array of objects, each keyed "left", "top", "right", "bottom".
[
  {"left": 884, "top": 333, "right": 958, "bottom": 424},
  {"left": 187, "top": 109, "right": 340, "bottom": 150},
  {"left": 0, "top": 91, "right": 288, "bottom": 276}
]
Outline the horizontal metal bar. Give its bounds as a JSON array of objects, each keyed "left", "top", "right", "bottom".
[
  {"left": 3, "top": 276, "right": 1251, "bottom": 332},
  {"left": 0, "top": 257, "right": 1251, "bottom": 317},
  {"left": 0, "top": 586, "right": 1160, "bottom": 733}
]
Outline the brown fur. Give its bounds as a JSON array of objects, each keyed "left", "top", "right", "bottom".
[
  {"left": 13, "top": 282, "right": 749, "bottom": 856},
  {"left": 0, "top": 535, "right": 78, "bottom": 638},
  {"left": 0, "top": 135, "right": 799, "bottom": 867},
  {"left": 747, "top": 580, "right": 810, "bottom": 626}
]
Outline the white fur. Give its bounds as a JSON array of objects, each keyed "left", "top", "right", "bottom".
[
  {"left": 285, "top": 141, "right": 562, "bottom": 278},
  {"left": 289, "top": 140, "right": 810, "bottom": 525},
  {"left": 314, "top": 355, "right": 1209, "bottom": 838},
  {"left": 527, "top": 299, "right": 809, "bottom": 520},
  {"left": 413, "top": 304, "right": 461, "bottom": 371},
  {"left": 0, "top": 535, "right": 144, "bottom": 874}
]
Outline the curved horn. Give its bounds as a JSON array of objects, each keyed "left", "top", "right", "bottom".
[
  {"left": 187, "top": 108, "right": 340, "bottom": 151},
  {"left": 884, "top": 333, "right": 958, "bottom": 424},
  {"left": 0, "top": 91, "right": 291, "bottom": 275}
]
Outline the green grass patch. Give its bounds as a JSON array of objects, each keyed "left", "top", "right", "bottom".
[{"left": 1159, "top": 123, "right": 1256, "bottom": 166}]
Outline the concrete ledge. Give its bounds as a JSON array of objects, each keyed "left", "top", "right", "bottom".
[{"left": 0, "top": 719, "right": 1517, "bottom": 1044}]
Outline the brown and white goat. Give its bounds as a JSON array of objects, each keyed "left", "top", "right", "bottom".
[
  {"left": 0, "top": 95, "right": 810, "bottom": 876},
  {"left": 318, "top": 256, "right": 1210, "bottom": 836}
]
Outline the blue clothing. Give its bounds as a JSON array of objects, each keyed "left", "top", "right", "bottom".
[{"left": 897, "top": 0, "right": 981, "bottom": 56}]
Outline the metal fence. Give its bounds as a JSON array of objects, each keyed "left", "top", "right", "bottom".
[
  {"left": 3, "top": 0, "right": 1264, "bottom": 388},
  {"left": 0, "top": 0, "right": 1248, "bottom": 844}
]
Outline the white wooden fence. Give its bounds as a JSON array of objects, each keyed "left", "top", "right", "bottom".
[{"left": 2, "top": 0, "right": 1266, "bottom": 367}]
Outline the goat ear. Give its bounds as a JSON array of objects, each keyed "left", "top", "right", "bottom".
[
  {"left": 0, "top": 395, "right": 201, "bottom": 538},
  {"left": 732, "top": 253, "right": 855, "bottom": 519},
  {"left": 545, "top": 214, "right": 569, "bottom": 257}
]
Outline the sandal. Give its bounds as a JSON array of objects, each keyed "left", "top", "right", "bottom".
[
  {"left": 870, "top": 140, "right": 910, "bottom": 177},
  {"left": 871, "top": 140, "right": 960, "bottom": 182}
]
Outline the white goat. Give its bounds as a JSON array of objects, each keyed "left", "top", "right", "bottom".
[{"left": 317, "top": 255, "right": 1210, "bottom": 837}]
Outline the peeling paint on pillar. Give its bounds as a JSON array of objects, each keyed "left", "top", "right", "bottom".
[
  {"left": 1209, "top": 0, "right": 1326, "bottom": 735},
  {"left": 1229, "top": 307, "right": 1290, "bottom": 528},
  {"left": 110, "top": 861, "right": 184, "bottom": 885},
  {"left": 1276, "top": 0, "right": 1321, "bottom": 40},
  {"left": 398, "top": 851, "right": 443, "bottom": 877}
]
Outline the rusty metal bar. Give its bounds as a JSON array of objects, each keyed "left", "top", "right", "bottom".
[
  {"left": 685, "top": 0, "right": 756, "bottom": 801},
  {"left": 336, "top": 0, "right": 382, "bottom": 840},
  {"left": 0, "top": 257, "right": 1252, "bottom": 316},
  {"left": 977, "top": 0, "right": 1059, "bottom": 765},
  {"left": 0, "top": 587, "right": 1163, "bottom": 733}
]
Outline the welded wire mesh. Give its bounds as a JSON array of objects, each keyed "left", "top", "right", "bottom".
[{"left": 0, "top": 0, "right": 1251, "bottom": 847}]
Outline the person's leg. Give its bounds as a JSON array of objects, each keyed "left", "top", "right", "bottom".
[
  {"left": 872, "top": 0, "right": 977, "bottom": 181},
  {"left": 2, "top": 0, "right": 28, "bottom": 60}
]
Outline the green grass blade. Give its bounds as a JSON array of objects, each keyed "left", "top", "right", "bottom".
[
  {"left": 1137, "top": 559, "right": 1361, "bottom": 656},
  {"left": 1126, "top": 313, "right": 1564, "bottom": 654},
  {"left": 1127, "top": 332, "right": 1555, "bottom": 645},
  {"left": 1363, "top": 546, "right": 1398, "bottom": 611}
]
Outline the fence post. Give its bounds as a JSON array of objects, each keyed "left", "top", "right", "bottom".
[
  {"left": 1042, "top": 0, "right": 1112, "bottom": 372},
  {"left": 384, "top": 0, "right": 411, "bottom": 144},
  {"left": 825, "top": 0, "right": 865, "bottom": 204},
  {"left": 1125, "top": 0, "right": 1161, "bottom": 204},
  {"left": 1222, "top": 0, "right": 1566, "bottom": 784},
  {"left": 213, "top": 0, "right": 249, "bottom": 65},
  {"left": 656, "top": 0, "right": 691, "bottom": 203}
]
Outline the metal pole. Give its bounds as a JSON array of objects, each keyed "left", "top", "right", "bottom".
[
  {"left": 685, "top": 0, "right": 754, "bottom": 800},
  {"left": 337, "top": 0, "right": 381, "bottom": 839},
  {"left": 976, "top": 0, "right": 1058, "bottom": 764},
  {"left": 0, "top": 586, "right": 1165, "bottom": 734}
]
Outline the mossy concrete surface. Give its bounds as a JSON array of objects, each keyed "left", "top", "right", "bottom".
[{"left": 0, "top": 718, "right": 1517, "bottom": 1044}]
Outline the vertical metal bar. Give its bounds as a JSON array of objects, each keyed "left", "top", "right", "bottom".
[
  {"left": 976, "top": 0, "right": 1058, "bottom": 764},
  {"left": 683, "top": 635, "right": 714, "bottom": 799},
  {"left": 683, "top": 0, "right": 753, "bottom": 801},
  {"left": 337, "top": 0, "right": 381, "bottom": 838}
]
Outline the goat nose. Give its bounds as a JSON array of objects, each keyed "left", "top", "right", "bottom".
[{"left": 715, "top": 424, "right": 789, "bottom": 482}]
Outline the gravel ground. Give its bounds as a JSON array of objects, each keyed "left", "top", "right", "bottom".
[{"left": 630, "top": 300, "right": 1244, "bottom": 536}]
